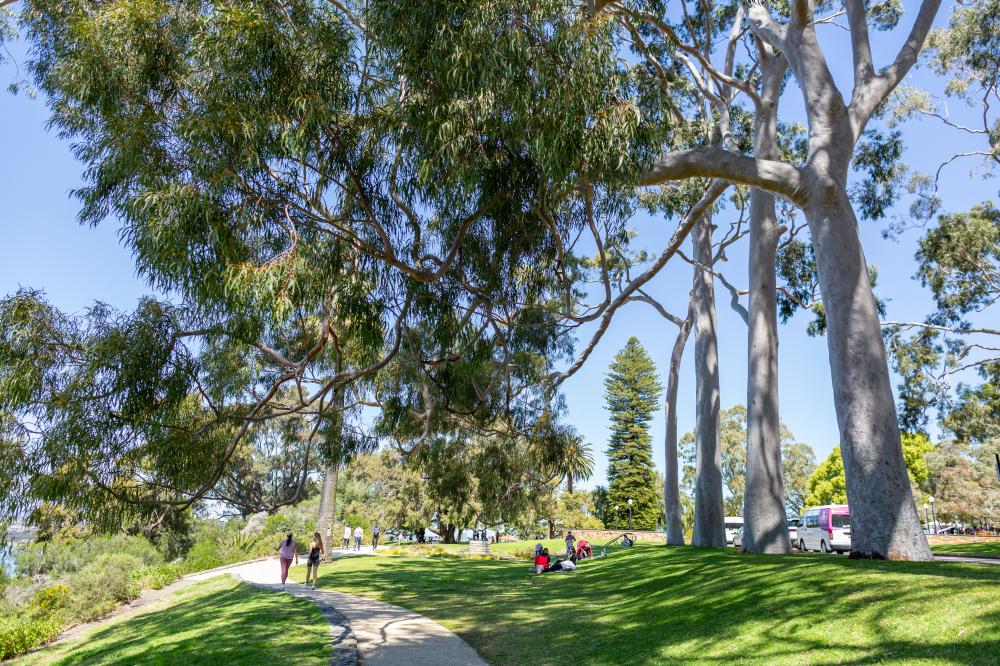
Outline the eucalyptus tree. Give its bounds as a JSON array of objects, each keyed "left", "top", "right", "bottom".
[
  {"left": 588, "top": 0, "right": 945, "bottom": 559},
  {"left": 2, "top": 0, "right": 647, "bottom": 529},
  {"left": 3, "top": 0, "right": 951, "bottom": 558}
]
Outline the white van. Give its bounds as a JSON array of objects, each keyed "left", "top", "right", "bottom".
[
  {"left": 798, "top": 505, "right": 851, "bottom": 554},
  {"left": 724, "top": 516, "right": 744, "bottom": 545}
]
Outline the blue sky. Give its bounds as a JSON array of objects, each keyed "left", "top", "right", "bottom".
[{"left": 1, "top": 3, "right": 994, "bottom": 493}]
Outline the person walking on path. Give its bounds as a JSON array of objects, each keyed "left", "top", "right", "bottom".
[
  {"left": 306, "top": 532, "right": 323, "bottom": 589},
  {"left": 372, "top": 524, "right": 382, "bottom": 549},
  {"left": 277, "top": 532, "right": 298, "bottom": 591},
  {"left": 342, "top": 525, "right": 351, "bottom": 549},
  {"left": 353, "top": 525, "right": 363, "bottom": 551}
]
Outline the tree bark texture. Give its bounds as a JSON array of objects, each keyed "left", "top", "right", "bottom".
[
  {"left": 742, "top": 55, "right": 791, "bottom": 554},
  {"left": 803, "top": 182, "right": 932, "bottom": 559},
  {"left": 691, "top": 213, "right": 726, "bottom": 547},
  {"left": 316, "top": 465, "right": 339, "bottom": 555}
]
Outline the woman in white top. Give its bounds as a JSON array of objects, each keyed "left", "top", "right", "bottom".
[
  {"left": 276, "top": 532, "right": 298, "bottom": 591},
  {"left": 353, "top": 525, "right": 363, "bottom": 550},
  {"left": 342, "top": 525, "right": 351, "bottom": 549}
]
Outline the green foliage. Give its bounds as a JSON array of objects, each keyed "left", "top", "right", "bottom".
[
  {"left": 0, "top": 614, "right": 63, "bottom": 661},
  {"left": 782, "top": 441, "right": 817, "bottom": 516},
  {"left": 804, "top": 447, "right": 848, "bottom": 509},
  {"left": 850, "top": 129, "right": 906, "bottom": 221},
  {"left": 681, "top": 406, "right": 816, "bottom": 515},
  {"left": 916, "top": 203, "right": 999, "bottom": 324},
  {"left": 805, "top": 436, "right": 932, "bottom": 510},
  {"left": 553, "top": 491, "right": 604, "bottom": 530},
  {"left": 68, "top": 554, "right": 143, "bottom": 622},
  {"left": 901, "top": 432, "right": 934, "bottom": 487},
  {"left": 603, "top": 338, "right": 662, "bottom": 530},
  {"left": 944, "top": 361, "right": 1000, "bottom": 446}
]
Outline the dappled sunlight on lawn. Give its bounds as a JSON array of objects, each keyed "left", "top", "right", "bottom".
[
  {"left": 15, "top": 577, "right": 330, "bottom": 666},
  {"left": 306, "top": 544, "right": 1000, "bottom": 665}
]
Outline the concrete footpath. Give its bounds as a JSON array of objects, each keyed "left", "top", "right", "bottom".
[
  {"left": 934, "top": 554, "right": 1000, "bottom": 565},
  {"left": 231, "top": 556, "right": 486, "bottom": 666}
]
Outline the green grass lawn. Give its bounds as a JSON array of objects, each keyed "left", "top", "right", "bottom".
[
  {"left": 932, "top": 540, "right": 1000, "bottom": 559},
  {"left": 15, "top": 576, "right": 331, "bottom": 665},
  {"left": 382, "top": 537, "right": 614, "bottom": 557},
  {"left": 296, "top": 544, "right": 1000, "bottom": 666}
]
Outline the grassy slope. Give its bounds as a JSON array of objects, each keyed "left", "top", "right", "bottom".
[
  {"left": 15, "top": 576, "right": 331, "bottom": 666},
  {"left": 932, "top": 541, "right": 1000, "bottom": 559},
  {"left": 297, "top": 544, "right": 1000, "bottom": 666}
]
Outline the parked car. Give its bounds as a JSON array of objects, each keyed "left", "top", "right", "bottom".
[
  {"left": 732, "top": 526, "right": 744, "bottom": 550},
  {"left": 787, "top": 517, "right": 800, "bottom": 545},
  {"left": 798, "top": 505, "right": 851, "bottom": 554},
  {"left": 724, "top": 516, "right": 744, "bottom": 545}
]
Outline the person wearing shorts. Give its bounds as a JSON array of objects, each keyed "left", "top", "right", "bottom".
[{"left": 306, "top": 532, "right": 323, "bottom": 589}]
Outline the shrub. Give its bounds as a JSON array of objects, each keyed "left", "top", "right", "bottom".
[
  {"left": 68, "top": 554, "right": 143, "bottom": 622},
  {"left": 16, "top": 535, "right": 162, "bottom": 578},
  {"left": 132, "top": 563, "right": 182, "bottom": 590},
  {"left": 32, "top": 584, "right": 71, "bottom": 613},
  {"left": 0, "top": 614, "right": 63, "bottom": 661}
]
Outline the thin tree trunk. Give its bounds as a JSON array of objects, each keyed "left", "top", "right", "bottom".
[
  {"left": 691, "top": 213, "right": 726, "bottom": 547},
  {"left": 803, "top": 184, "right": 932, "bottom": 560},
  {"left": 742, "top": 54, "right": 791, "bottom": 554},
  {"left": 567, "top": 475, "right": 573, "bottom": 495},
  {"left": 316, "top": 465, "right": 339, "bottom": 555},
  {"left": 663, "top": 298, "right": 694, "bottom": 546},
  {"left": 315, "top": 386, "right": 345, "bottom": 556}
]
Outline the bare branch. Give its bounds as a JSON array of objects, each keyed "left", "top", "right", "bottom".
[
  {"left": 881, "top": 321, "right": 1000, "bottom": 337},
  {"left": 642, "top": 147, "right": 805, "bottom": 204},
  {"left": 551, "top": 181, "right": 729, "bottom": 387}
]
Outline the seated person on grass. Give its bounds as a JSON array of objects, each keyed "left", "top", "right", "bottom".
[{"left": 534, "top": 548, "right": 551, "bottom": 574}]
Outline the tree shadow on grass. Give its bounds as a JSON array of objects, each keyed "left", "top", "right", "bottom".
[
  {"left": 43, "top": 580, "right": 329, "bottom": 666},
  {"left": 317, "top": 545, "right": 1000, "bottom": 666}
]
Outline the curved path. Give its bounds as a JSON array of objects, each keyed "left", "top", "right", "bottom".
[
  {"left": 45, "top": 550, "right": 485, "bottom": 666},
  {"left": 229, "top": 556, "right": 485, "bottom": 665}
]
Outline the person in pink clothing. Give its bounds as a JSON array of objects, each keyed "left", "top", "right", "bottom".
[{"left": 277, "top": 532, "right": 298, "bottom": 591}]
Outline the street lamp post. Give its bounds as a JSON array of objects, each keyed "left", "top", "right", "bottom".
[
  {"left": 923, "top": 503, "right": 930, "bottom": 531},
  {"left": 614, "top": 505, "right": 620, "bottom": 530},
  {"left": 628, "top": 498, "right": 634, "bottom": 531},
  {"left": 929, "top": 496, "right": 938, "bottom": 533}
]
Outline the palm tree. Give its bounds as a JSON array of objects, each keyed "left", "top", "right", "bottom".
[{"left": 561, "top": 435, "right": 594, "bottom": 494}]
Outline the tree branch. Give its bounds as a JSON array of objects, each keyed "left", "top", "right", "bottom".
[
  {"left": 845, "top": 0, "right": 875, "bottom": 91},
  {"left": 551, "top": 181, "right": 729, "bottom": 387},
  {"left": 745, "top": 1, "right": 787, "bottom": 51},
  {"left": 642, "top": 147, "right": 805, "bottom": 204},
  {"left": 881, "top": 321, "right": 1000, "bottom": 336},
  {"left": 850, "top": 0, "right": 944, "bottom": 128}
]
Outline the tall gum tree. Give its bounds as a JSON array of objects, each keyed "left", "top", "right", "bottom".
[
  {"left": 635, "top": 0, "right": 942, "bottom": 559},
  {"left": 742, "top": 47, "right": 791, "bottom": 554}
]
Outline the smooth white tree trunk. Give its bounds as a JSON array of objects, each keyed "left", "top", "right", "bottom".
[
  {"left": 742, "top": 56, "right": 791, "bottom": 554},
  {"left": 803, "top": 183, "right": 932, "bottom": 559},
  {"left": 691, "top": 213, "right": 726, "bottom": 547},
  {"left": 663, "top": 299, "right": 694, "bottom": 546}
]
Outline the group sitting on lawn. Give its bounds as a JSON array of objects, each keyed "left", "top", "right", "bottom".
[{"left": 533, "top": 545, "right": 577, "bottom": 574}]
